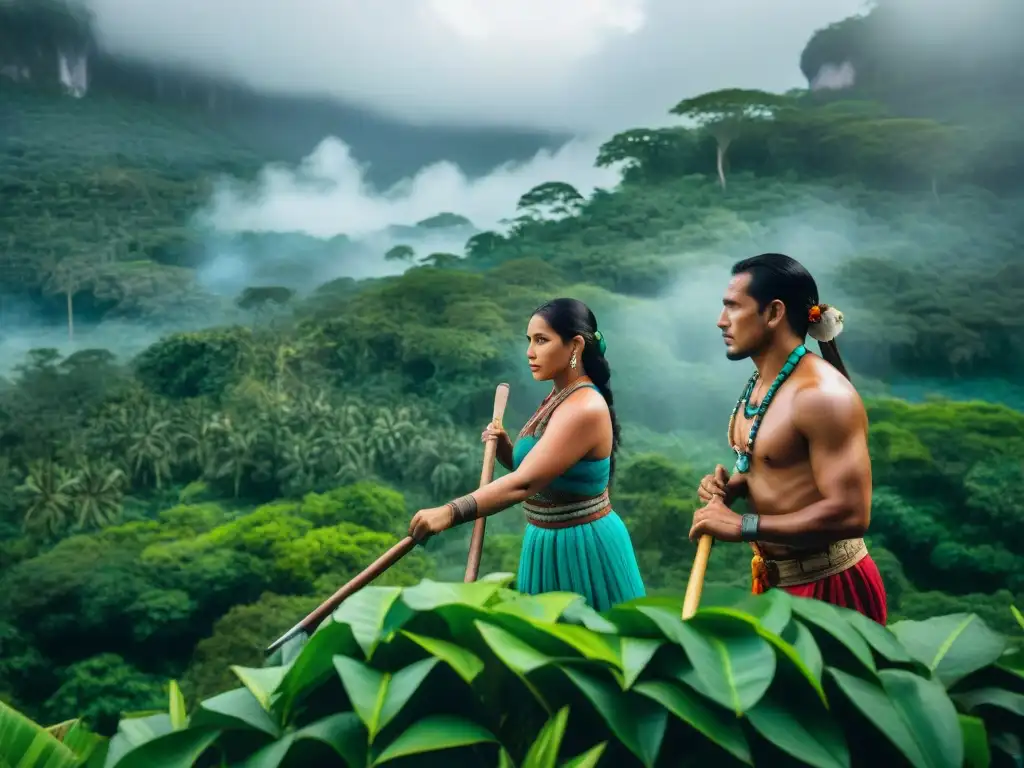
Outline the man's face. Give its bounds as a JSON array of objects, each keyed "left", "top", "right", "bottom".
[{"left": 717, "top": 273, "right": 772, "bottom": 361}]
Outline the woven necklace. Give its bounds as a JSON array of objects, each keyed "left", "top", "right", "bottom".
[{"left": 727, "top": 345, "right": 807, "bottom": 474}]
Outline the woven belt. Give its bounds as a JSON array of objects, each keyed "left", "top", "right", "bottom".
[
  {"left": 752, "top": 538, "right": 868, "bottom": 591},
  {"left": 524, "top": 489, "right": 611, "bottom": 526},
  {"left": 528, "top": 507, "right": 611, "bottom": 529}
]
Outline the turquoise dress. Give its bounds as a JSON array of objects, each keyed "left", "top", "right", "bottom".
[{"left": 512, "top": 382, "right": 646, "bottom": 611}]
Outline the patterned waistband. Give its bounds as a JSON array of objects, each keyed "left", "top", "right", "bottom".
[
  {"left": 523, "top": 489, "right": 611, "bottom": 526},
  {"left": 753, "top": 538, "right": 868, "bottom": 589}
]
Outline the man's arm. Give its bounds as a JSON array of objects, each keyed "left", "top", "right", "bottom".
[{"left": 755, "top": 385, "right": 872, "bottom": 548}]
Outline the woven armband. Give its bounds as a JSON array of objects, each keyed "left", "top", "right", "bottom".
[{"left": 446, "top": 494, "right": 479, "bottom": 526}]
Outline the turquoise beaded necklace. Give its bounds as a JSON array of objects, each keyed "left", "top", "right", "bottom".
[{"left": 727, "top": 345, "right": 807, "bottom": 474}]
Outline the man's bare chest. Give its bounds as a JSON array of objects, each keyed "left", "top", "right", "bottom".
[{"left": 729, "top": 406, "right": 807, "bottom": 470}]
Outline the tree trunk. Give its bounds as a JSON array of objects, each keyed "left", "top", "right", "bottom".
[
  {"left": 66, "top": 291, "right": 74, "bottom": 341},
  {"left": 716, "top": 141, "right": 730, "bottom": 189}
]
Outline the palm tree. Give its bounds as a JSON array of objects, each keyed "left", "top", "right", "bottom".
[
  {"left": 18, "top": 460, "right": 78, "bottom": 537},
  {"left": 69, "top": 460, "right": 126, "bottom": 530}
]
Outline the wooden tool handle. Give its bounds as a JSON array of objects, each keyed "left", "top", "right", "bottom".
[
  {"left": 266, "top": 535, "right": 417, "bottom": 654},
  {"left": 464, "top": 382, "right": 511, "bottom": 582},
  {"left": 681, "top": 534, "right": 713, "bottom": 619}
]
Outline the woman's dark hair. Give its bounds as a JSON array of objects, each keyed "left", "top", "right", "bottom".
[
  {"left": 532, "top": 297, "right": 621, "bottom": 479},
  {"left": 730, "top": 253, "right": 851, "bottom": 380}
]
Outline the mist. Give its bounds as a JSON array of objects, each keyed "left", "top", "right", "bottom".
[{"left": 82, "top": 0, "right": 865, "bottom": 134}]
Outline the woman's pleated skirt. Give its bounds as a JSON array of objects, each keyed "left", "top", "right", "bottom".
[{"left": 516, "top": 510, "right": 646, "bottom": 612}]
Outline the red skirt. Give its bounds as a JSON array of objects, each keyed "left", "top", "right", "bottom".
[{"left": 779, "top": 554, "right": 888, "bottom": 625}]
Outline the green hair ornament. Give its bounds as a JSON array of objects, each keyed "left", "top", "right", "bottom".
[{"left": 593, "top": 330, "right": 607, "bottom": 355}]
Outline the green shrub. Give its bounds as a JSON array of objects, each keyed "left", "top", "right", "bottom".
[{"left": 94, "top": 577, "right": 1023, "bottom": 767}]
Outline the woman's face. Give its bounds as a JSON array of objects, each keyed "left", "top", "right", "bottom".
[{"left": 525, "top": 314, "right": 573, "bottom": 381}]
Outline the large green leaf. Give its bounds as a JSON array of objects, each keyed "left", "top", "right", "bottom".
[
  {"left": 520, "top": 706, "right": 570, "bottom": 768},
  {"left": 332, "top": 586, "right": 407, "bottom": 660},
  {"left": 670, "top": 615, "right": 776, "bottom": 715},
  {"left": 746, "top": 686, "right": 850, "bottom": 768},
  {"left": 273, "top": 621, "right": 360, "bottom": 722},
  {"left": 633, "top": 679, "right": 751, "bottom": 764},
  {"left": 827, "top": 667, "right": 932, "bottom": 768},
  {"left": 560, "top": 742, "right": 607, "bottom": 768},
  {"left": 492, "top": 592, "right": 582, "bottom": 624},
  {"left": 879, "top": 668, "right": 963, "bottom": 768},
  {"left": 701, "top": 603, "right": 826, "bottom": 702},
  {"left": 781, "top": 619, "right": 825, "bottom": 690},
  {"left": 401, "top": 631, "right": 485, "bottom": 684},
  {"left": 0, "top": 699, "right": 82, "bottom": 768},
  {"left": 527, "top": 622, "right": 622, "bottom": 669},
  {"left": 889, "top": 614, "right": 1007, "bottom": 688},
  {"left": 475, "top": 620, "right": 555, "bottom": 710},
  {"left": 190, "top": 688, "right": 281, "bottom": 737},
  {"left": 475, "top": 620, "right": 554, "bottom": 675},
  {"left": 332, "top": 655, "right": 439, "bottom": 742},
  {"left": 231, "top": 666, "right": 287, "bottom": 711},
  {"left": 953, "top": 687, "right": 1024, "bottom": 717},
  {"left": 103, "top": 713, "right": 174, "bottom": 768},
  {"left": 716, "top": 589, "right": 794, "bottom": 636},
  {"left": 234, "top": 713, "right": 366, "bottom": 768},
  {"left": 561, "top": 666, "right": 666, "bottom": 768},
  {"left": 844, "top": 611, "right": 913, "bottom": 664},
  {"left": 371, "top": 715, "right": 496, "bottom": 765},
  {"left": 620, "top": 638, "right": 663, "bottom": 689},
  {"left": 790, "top": 599, "right": 877, "bottom": 674},
  {"left": 105, "top": 729, "right": 221, "bottom": 768},
  {"left": 958, "top": 715, "right": 991, "bottom": 768},
  {"left": 400, "top": 579, "right": 502, "bottom": 612}
]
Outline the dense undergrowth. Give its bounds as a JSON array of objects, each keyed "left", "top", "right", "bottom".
[{"left": 2, "top": 0, "right": 1024, "bottom": 763}]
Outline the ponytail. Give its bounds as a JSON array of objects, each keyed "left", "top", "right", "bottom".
[
  {"left": 817, "top": 339, "right": 851, "bottom": 381},
  {"left": 582, "top": 340, "right": 621, "bottom": 481}
]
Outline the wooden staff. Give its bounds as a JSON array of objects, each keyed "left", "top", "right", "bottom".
[
  {"left": 265, "top": 382, "right": 511, "bottom": 655},
  {"left": 266, "top": 536, "right": 416, "bottom": 655},
  {"left": 682, "top": 483, "right": 726, "bottom": 619},
  {"left": 464, "top": 382, "right": 510, "bottom": 582},
  {"left": 681, "top": 534, "right": 713, "bottom": 619}
]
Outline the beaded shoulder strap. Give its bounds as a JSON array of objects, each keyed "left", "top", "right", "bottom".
[{"left": 518, "top": 379, "right": 596, "bottom": 440}]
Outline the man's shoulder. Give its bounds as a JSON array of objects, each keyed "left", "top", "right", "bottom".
[{"left": 790, "top": 361, "right": 866, "bottom": 432}]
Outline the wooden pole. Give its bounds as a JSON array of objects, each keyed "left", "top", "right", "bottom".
[
  {"left": 681, "top": 534, "right": 713, "bottom": 619},
  {"left": 464, "top": 382, "right": 510, "bottom": 582},
  {"left": 265, "top": 536, "right": 417, "bottom": 655}
]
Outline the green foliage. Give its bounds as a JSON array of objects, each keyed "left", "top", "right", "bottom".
[
  {"left": 2, "top": 0, "right": 1024, "bottom": 754},
  {"left": 100, "top": 579, "right": 1024, "bottom": 767},
  {"left": 0, "top": 698, "right": 105, "bottom": 768}
]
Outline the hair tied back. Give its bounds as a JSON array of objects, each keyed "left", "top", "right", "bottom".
[{"left": 807, "top": 303, "right": 845, "bottom": 343}]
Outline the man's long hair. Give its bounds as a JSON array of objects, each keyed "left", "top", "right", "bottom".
[{"left": 731, "top": 253, "right": 850, "bottom": 380}]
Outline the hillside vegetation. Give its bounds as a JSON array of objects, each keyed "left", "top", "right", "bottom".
[{"left": 2, "top": 0, "right": 1024, "bottom": 764}]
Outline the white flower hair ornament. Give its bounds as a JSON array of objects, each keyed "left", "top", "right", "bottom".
[{"left": 807, "top": 303, "right": 845, "bottom": 343}]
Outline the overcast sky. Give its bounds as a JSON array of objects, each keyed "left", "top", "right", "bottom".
[{"left": 84, "top": 0, "right": 868, "bottom": 136}]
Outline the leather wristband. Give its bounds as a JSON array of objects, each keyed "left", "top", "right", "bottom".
[
  {"left": 446, "top": 494, "right": 479, "bottom": 526},
  {"left": 740, "top": 513, "right": 759, "bottom": 542}
]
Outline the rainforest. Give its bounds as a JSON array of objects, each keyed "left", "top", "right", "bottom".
[{"left": 1, "top": 0, "right": 1023, "bottom": 765}]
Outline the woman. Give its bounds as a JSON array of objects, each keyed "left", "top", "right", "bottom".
[{"left": 408, "top": 298, "right": 646, "bottom": 611}]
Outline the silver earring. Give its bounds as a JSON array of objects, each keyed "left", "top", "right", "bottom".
[{"left": 570, "top": 351, "right": 577, "bottom": 369}]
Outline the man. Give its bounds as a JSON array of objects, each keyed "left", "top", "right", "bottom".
[{"left": 689, "top": 252, "right": 887, "bottom": 624}]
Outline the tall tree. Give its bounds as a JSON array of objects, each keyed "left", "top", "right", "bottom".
[
  {"left": 671, "top": 89, "right": 791, "bottom": 188},
  {"left": 41, "top": 256, "right": 94, "bottom": 342},
  {"left": 384, "top": 244, "right": 416, "bottom": 263},
  {"left": 515, "top": 182, "right": 585, "bottom": 220},
  {"left": 595, "top": 127, "right": 693, "bottom": 181}
]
